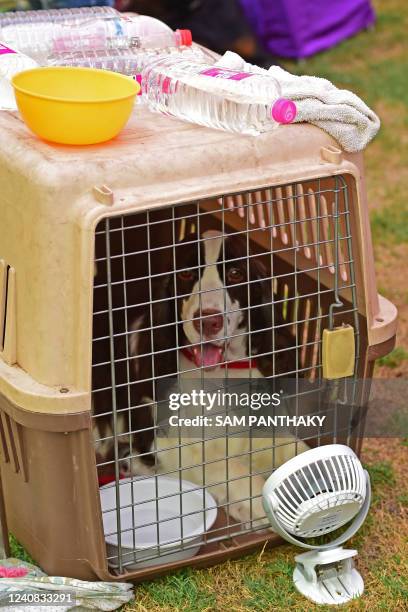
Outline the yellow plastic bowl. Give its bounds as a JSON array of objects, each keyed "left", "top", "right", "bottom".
[{"left": 12, "top": 67, "right": 139, "bottom": 145}]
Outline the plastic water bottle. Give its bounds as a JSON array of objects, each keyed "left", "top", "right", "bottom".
[
  {"left": 142, "top": 57, "right": 297, "bottom": 135},
  {"left": 0, "top": 15, "right": 192, "bottom": 63},
  {"left": 119, "top": 14, "right": 181, "bottom": 38},
  {"left": 48, "top": 45, "right": 206, "bottom": 103},
  {"left": 0, "top": 6, "right": 118, "bottom": 27},
  {"left": 0, "top": 42, "right": 38, "bottom": 110},
  {"left": 47, "top": 45, "right": 203, "bottom": 95}
]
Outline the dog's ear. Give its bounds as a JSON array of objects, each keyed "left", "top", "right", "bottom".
[
  {"left": 139, "top": 272, "right": 178, "bottom": 377},
  {"left": 128, "top": 272, "right": 178, "bottom": 458},
  {"left": 248, "top": 256, "right": 272, "bottom": 359},
  {"left": 249, "top": 256, "right": 296, "bottom": 376},
  {"left": 154, "top": 276, "right": 178, "bottom": 374}
]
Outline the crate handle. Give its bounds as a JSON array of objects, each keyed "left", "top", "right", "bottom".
[
  {"left": 93, "top": 185, "right": 114, "bottom": 206},
  {"left": 320, "top": 146, "right": 343, "bottom": 164}
]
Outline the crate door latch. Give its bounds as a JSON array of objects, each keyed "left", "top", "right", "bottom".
[{"left": 322, "top": 324, "right": 355, "bottom": 379}]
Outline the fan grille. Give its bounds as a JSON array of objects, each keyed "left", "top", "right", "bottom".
[{"left": 274, "top": 453, "right": 365, "bottom": 537}]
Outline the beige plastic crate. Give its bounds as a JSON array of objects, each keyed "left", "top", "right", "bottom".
[{"left": 0, "top": 104, "right": 397, "bottom": 581}]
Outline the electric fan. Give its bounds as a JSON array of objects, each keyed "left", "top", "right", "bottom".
[{"left": 262, "top": 444, "right": 371, "bottom": 605}]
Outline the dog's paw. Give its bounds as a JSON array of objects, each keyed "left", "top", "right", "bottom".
[
  {"left": 119, "top": 449, "right": 155, "bottom": 478},
  {"left": 228, "top": 495, "right": 270, "bottom": 532}
]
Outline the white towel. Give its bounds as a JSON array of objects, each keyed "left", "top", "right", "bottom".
[{"left": 215, "top": 51, "right": 380, "bottom": 153}]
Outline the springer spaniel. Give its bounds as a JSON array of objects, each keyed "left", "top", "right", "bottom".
[{"left": 96, "top": 229, "right": 308, "bottom": 527}]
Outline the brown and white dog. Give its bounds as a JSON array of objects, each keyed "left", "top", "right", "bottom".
[{"left": 97, "top": 230, "right": 308, "bottom": 526}]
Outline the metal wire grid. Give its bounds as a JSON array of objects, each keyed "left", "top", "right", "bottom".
[{"left": 92, "top": 175, "right": 361, "bottom": 572}]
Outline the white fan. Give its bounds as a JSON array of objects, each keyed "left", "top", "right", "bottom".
[{"left": 262, "top": 444, "right": 371, "bottom": 605}]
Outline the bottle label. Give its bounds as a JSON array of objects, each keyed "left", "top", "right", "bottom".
[
  {"left": 0, "top": 44, "right": 16, "bottom": 56},
  {"left": 200, "top": 67, "right": 253, "bottom": 81}
]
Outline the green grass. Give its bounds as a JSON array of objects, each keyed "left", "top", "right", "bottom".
[
  {"left": 372, "top": 566, "right": 408, "bottom": 603},
  {"left": 377, "top": 347, "right": 408, "bottom": 368},
  {"left": 371, "top": 207, "right": 408, "bottom": 245},
  {"left": 365, "top": 460, "right": 396, "bottom": 488},
  {"left": 136, "top": 569, "right": 216, "bottom": 612},
  {"left": 8, "top": 534, "right": 36, "bottom": 565},
  {"left": 243, "top": 575, "right": 295, "bottom": 610},
  {"left": 397, "top": 493, "right": 408, "bottom": 505}
]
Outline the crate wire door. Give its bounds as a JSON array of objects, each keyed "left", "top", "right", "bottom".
[{"left": 92, "top": 175, "right": 360, "bottom": 574}]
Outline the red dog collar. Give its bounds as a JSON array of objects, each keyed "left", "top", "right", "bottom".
[
  {"left": 98, "top": 474, "right": 125, "bottom": 486},
  {"left": 181, "top": 347, "right": 257, "bottom": 370}
]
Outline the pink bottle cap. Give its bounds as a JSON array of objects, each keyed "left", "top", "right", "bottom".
[
  {"left": 177, "top": 29, "right": 193, "bottom": 46},
  {"left": 271, "top": 98, "right": 297, "bottom": 124}
]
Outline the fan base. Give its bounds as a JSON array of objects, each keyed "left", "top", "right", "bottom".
[{"left": 294, "top": 547, "right": 364, "bottom": 605}]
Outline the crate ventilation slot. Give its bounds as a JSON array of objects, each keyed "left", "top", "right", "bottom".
[
  {"left": 0, "top": 260, "right": 17, "bottom": 365},
  {"left": 0, "top": 410, "right": 27, "bottom": 481}
]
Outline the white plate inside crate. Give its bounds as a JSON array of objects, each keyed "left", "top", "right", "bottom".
[{"left": 100, "top": 476, "right": 218, "bottom": 569}]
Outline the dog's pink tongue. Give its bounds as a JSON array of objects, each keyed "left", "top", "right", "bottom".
[{"left": 193, "top": 345, "right": 223, "bottom": 368}]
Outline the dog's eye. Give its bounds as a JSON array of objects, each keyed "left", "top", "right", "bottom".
[
  {"left": 178, "top": 270, "right": 195, "bottom": 281},
  {"left": 227, "top": 267, "right": 245, "bottom": 284}
]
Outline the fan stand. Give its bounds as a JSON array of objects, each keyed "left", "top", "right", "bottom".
[{"left": 294, "top": 547, "right": 364, "bottom": 605}]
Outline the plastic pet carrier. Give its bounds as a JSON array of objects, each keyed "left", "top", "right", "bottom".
[{"left": 0, "top": 104, "right": 397, "bottom": 581}]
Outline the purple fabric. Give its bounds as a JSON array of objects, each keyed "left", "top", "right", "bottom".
[{"left": 240, "top": 0, "right": 375, "bottom": 59}]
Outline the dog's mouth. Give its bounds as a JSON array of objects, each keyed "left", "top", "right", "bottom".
[{"left": 191, "top": 343, "right": 224, "bottom": 369}]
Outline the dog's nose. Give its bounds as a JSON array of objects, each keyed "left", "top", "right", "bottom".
[{"left": 193, "top": 309, "right": 224, "bottom": 336}]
